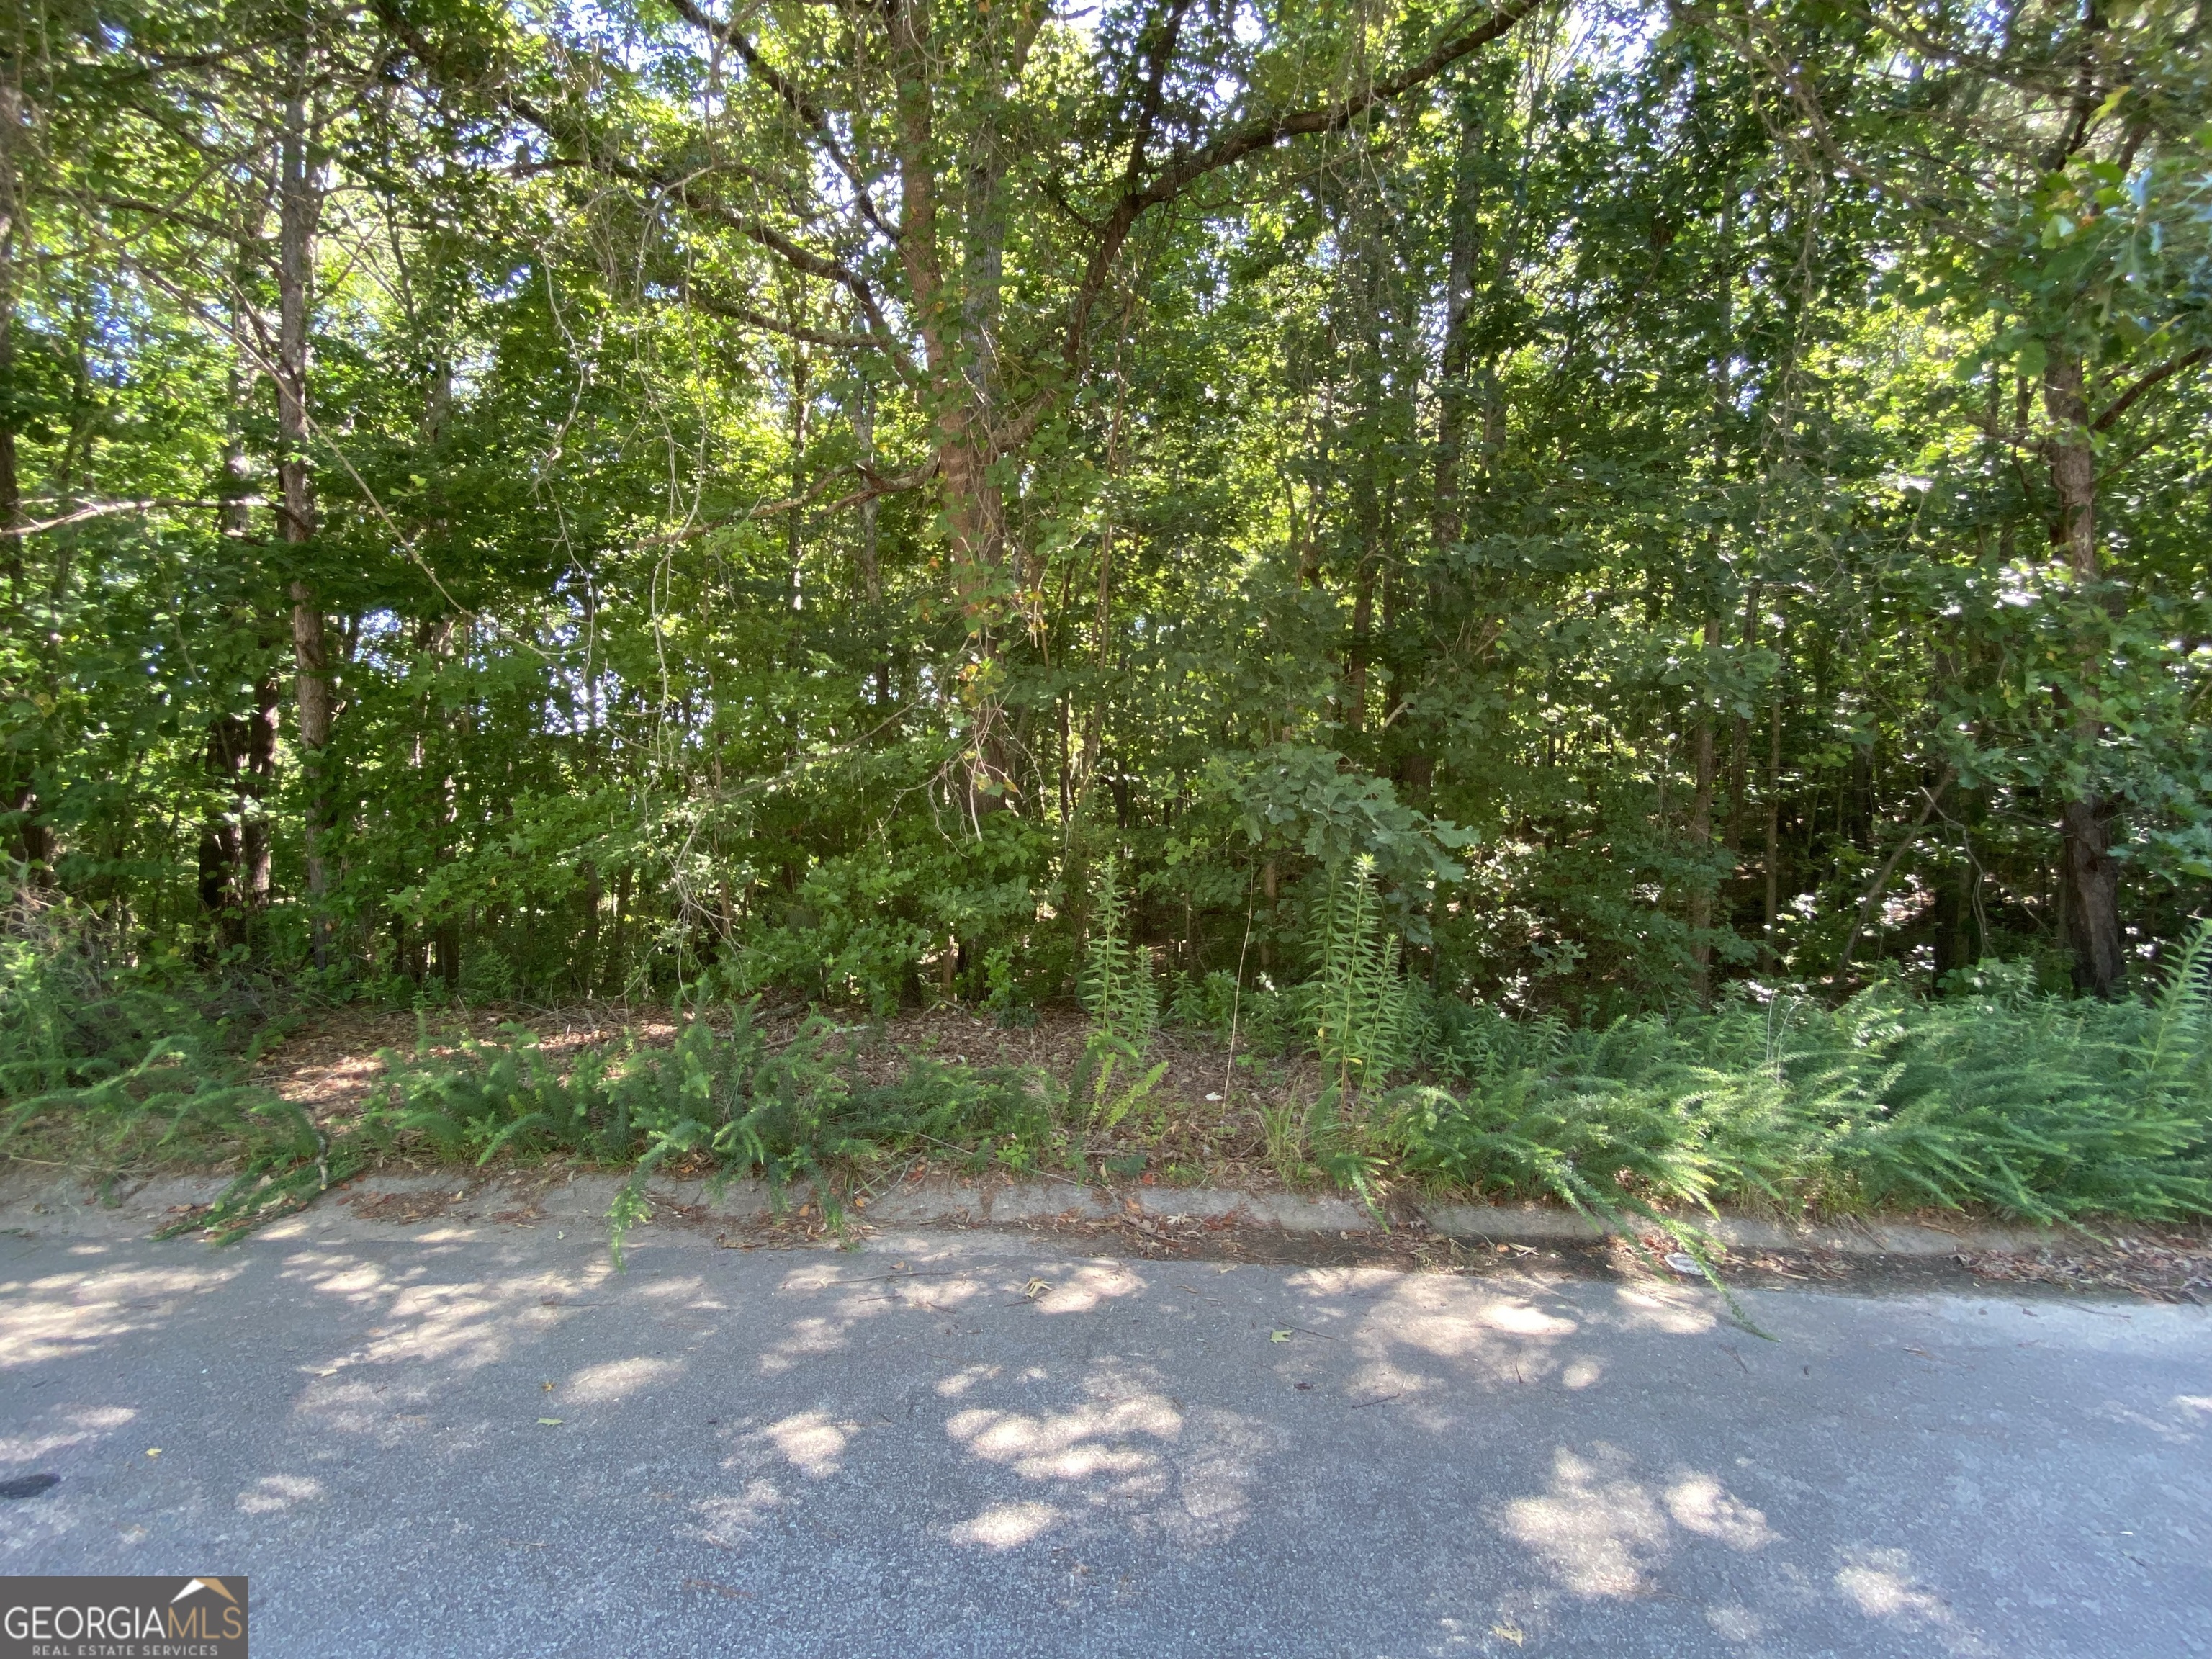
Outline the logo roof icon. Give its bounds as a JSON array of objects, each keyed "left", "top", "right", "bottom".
[{"left": 171, "top": 1578, "right": 240, "bottom": 1606}]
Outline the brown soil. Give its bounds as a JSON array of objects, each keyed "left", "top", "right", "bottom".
[
  {"left": 1954, "top": 1230, "right": 2212, "bottom": 1305},
  {"left": 701, "top": 1204, "right": 2204, "bottom": 1308}
]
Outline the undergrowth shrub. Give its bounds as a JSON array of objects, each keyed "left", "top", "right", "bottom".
[
  {"left": 1310, "top": 856, "right": 1408, "bottom": 1094},
  {"left": 1079, "top": 855, "right": 1157, "bottom": 1051},
  {"left": 1076, "top": 856, "right": 1166, "bottom": 1130},
  {"left": 13, "top": 893, "right": 2212, "bottom": 1268},
  {"left": 1, "top": 911, "right": 300, "bottom": 1182},
  {"left": 1385, "top": 921, "right": 2212, "bottom": 1231},
  {"left": 192, "top": 1002, "right": 1060, "bottom": 1256}
]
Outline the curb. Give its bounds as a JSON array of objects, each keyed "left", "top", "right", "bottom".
[{"left": 0, "top": 1164, "right": 2067, "bottom": 1257}]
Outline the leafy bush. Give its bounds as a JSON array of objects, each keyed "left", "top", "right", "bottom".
[{"left": 1076, "top": 855, "right": 1167, "bottom": 1129}]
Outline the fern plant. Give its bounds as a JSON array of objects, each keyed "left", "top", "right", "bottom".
[
  {"left": 1079, "top": 854, "right": 1157, "bottom": 1050},
  {"left": 1076, "top": 856, "right": 1165, "bottom": 1129},
  {"left": 1310, "top": 856, "right": 1408, "bottom": 1097}
]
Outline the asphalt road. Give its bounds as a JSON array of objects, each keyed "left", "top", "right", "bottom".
[{"left": 2, "top": 1213, "right": 2207, "bottom": 1657}]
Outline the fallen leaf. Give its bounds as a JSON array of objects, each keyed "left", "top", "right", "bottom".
[
  {"left": 542, "top": 1380, "right": 555, "bottom": 1392},
  {"left": 144, "top": 1449, "right": 162, "bottom": 1459},
  {"left": 1491, "top": 1625, "right": 1525, "bottom": 1646},
  {"left": 537, "top": 1418, "right": 564, "bottom": 1426},
  {"left": 1270, "top": 1329, "right": 1292, "bottom": 1343},
  {"left": 1022, "top": 1278, "right": 1052, "bottom": 1300}
]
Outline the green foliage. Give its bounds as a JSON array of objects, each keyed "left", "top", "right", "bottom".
[
  {"left": 7, "top": 0, "right": 2212, "bottom": 1264},
  {"left": 4, "top": 0, "right": 2208, "bottom": 1020},
  {"left": 11, "top": 899, "right": 2212, "bottom": 1259},
  {"left": 1388, "top": 923, "right": 2212, "bottom": 1228},
  {"left": 348, "top": 1002, "right": 1055, "bottom": 1259},
  {"left": 1074, "top": 855, "right": 1168, "bottom": 1128},
  {"left": 0, "top": 914, "right": 297, "bottom": 1180},
  {"left": 1078, "top": 855, "right": 1156, "bottom": 1051},
  {"left": 1310, "top": 857, "right": 1411, "bottom": 1096},
  {"left": 1258, "top": 1094, "right": 1310, "bottom": 1181}
]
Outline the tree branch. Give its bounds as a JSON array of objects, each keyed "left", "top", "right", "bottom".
[
  {"left": 2092, "top": 346, "right": 2208, "bottom": 433},
  {"left": 6, "top": 497, "right": 266, "bottom": 536},
  {"left": 369, "top": 0, "right": 918, "bottom": 381},
  {"left": 1683, "top": 0, "right": 1986, "bottom": 248},
  {"left": 663, "top": 0, "right": 904, "bottom": 246},
  {"left": 1058, "top": 0, "right": 1548, "bottom": 397},
  {"left": 678, "top": 284, "right": 886, "bottom": 350},
  {"left": 635, "top": 458, "right": 940, "bottom": 546},
  {"left": 1840, "top": 763, "right": 1956, "bottom": 972}
]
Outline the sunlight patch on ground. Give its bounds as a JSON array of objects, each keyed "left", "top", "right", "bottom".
[
  {"left": 688, "top": 1479, "right": 783, "bottom": 1550},
  {"left": 1832, "top": 1544, "right": 1983, "bottom": 1650},
  {"left": 950, "top": 1499, "right": 1064, "bottom": 1550},
  {"left": 946, "top": 1391, "right": 1181, "bottom": 1486},
  {"left": 236, "top": 1473, "right": 325, "bottom": 1514},
  {"left": 0, "top": 1404, "right": 137, "bottom": 1463},
  {"left": 1498, "top": 1445, "right": 1673, "bottom": 1599},
  {"left": 1665, "top": 1474, "right": 1774, "bottom": 1550},
  {"left": 564, "top": 1354, "right": 681, "bottom": 1404},
  {"left": 0, "top": 1266, "right": 243, "bottom": 1368},
  {"left": 760, "top": 1409, "right": 856, "bottom": 1478}
]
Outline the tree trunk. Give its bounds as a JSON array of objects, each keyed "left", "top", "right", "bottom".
[
  {"left": 197, "top": 712, "right": 248, "bottom": 951},
  {"left": 278, "top": 68, "right": 333, "bottom": 966},
  {"left": 1431, "top": 106, "right": 1482, "bottom": 561},
  {"left": 608, "top": 864, "right": 633, "bottom": 999},
  {"left": 0, "top": 63, "right": 20, "bottom": 589},
  {"left": 206, "top": 250, "right": 277, "bottom": 953},
  {"left": 853, "top": 376, "right": 890, "bottom": 706},
  {"left": 1345, "top": 554, "right": 1375, "bottom": 735},
  {"left": 786, "top": 341, "right": 808, "bottom": 616},
  {"left": 2044, "top": 352, "right": 2123, "bottom": 997},
  {"left": 939, "top": 432, "right": 1015, "bottom": 812},
  {"left": 580, "top": 863, "right": 601, "bottom": 998},
  {"left": 414, "top": 613, "right": 461, "bottom": 992},
  {"left": 1840, "top": 764, "right": 1955, "bottom": 973},
  {"left": 1761, "top": 671, "right": 1784, "bottom": 968},
  {"left": 1685, "top": 617, "right": 1722, "bottom": 1002},
  {"left": 0, "top": 63, "right": 43, "bottom": 889},
  {"left": 1686, "top": 721, "right": 1717, "bottom": 1001},
  {"left": 244, "top": 673, "right": 277, "bottom": 919}
]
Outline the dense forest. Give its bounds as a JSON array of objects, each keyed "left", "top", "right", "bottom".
[{"left": 3, "top": 0, "right": 2208, "bottom": 1024}]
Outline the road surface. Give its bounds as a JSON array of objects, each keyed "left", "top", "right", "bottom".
[{"left": 2, "top": 1209, "right": 2206, "bottom": 1655}]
